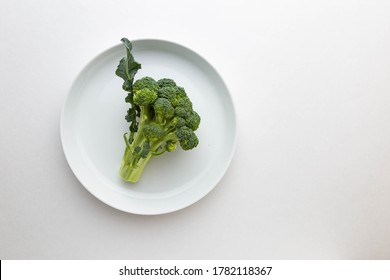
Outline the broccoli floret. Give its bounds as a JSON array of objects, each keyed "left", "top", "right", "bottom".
[
  {"left": 143, "top": 122, "right": 165, "bottom": 142},
  {"left": 133, "top": 88, "right": 158, "bottom": 106},
  {"left": 176, "top": 86, "right": 187, "bottom": 98},
  {"left": 176, "top": 127, "right": 199, "bottom": 150},
  {"left": 165, "top": 140, "right": 177, "bottom": 152},
  {"left": 157, "top": 85, "right": 189, "bottom": 107},
  {"left": 133, "top": 77, "right": 159, "bottom": 93},
  {"left": 153, "top": 97, "right": 175, "bottom": 123},
  {"left": 176, "top": 96, "right": 192, "bottom": 109},
  {"left": 115, "top": 39, "right": 201, "bottom": 183},
  {"left": 157, "top": 78, "right": 176, "bottom": 88},
  {"left": 185, "top": 111, "right": 201, "bottom": 131},
  {"left": 158, "top": 87, "right": 178, "bottom": 106},
  {"left": 172, "top": 116, "right": 186, "bottom": 128}
]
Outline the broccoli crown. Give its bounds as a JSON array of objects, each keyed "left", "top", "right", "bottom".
[
  {"left": 133, "top": 79, "right": 200, "bottom": 153},
  {"left": 120, "top": 76, "right": 201, "bottom": 182},
  {"left": 117, "top": 39, "right": 201, "bottom": 183}
]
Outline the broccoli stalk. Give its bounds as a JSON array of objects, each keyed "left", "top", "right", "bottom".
[
  {"left": 118, "top": 136, "right": 153, "bottom": 183},
  {"left": 116, "top": 38, "right": 201, "bottom": 183}
]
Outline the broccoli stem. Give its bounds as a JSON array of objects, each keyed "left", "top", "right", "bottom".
[
  {"left": 151, "top": 132, "right": 177, "bottom": 151},
  {"left": 119, "top": 106, "right": 152, "bottom": 183},
  {"left": 118, "top": 131, "right": 177, "bottom": 183},
  {"left": 131, "top": 106, "right": 149, "bottom": 147},
  {"left": 119, "top": 146, "right": 153, "bottom": 183}
]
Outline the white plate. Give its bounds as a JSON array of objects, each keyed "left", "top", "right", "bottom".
[{"left": 60, "top": 39, "right": 236, "bottom": 215}]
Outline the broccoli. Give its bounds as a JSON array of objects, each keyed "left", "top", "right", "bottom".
[{"left": 115, "top": 38, "right": 201, "bottom": 183}]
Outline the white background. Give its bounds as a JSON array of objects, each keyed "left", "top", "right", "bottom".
[{"left": 1, "top": 0, "right": 390, "bottom": 259}]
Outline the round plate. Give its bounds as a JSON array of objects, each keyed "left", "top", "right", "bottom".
[{"left": 60, "top": 39, "right": 236, "bottom": 215}]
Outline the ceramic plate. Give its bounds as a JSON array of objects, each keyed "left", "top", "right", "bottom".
[{"left": 61, "top": 39, "right": 236, "bottom": 214}]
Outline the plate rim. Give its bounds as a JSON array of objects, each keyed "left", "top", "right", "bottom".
[{"left": 60, "top": 38, "right": 237, "bottom": 215}]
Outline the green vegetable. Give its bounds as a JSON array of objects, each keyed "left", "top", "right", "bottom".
[{"left": 116, "top": 38, "right": 201, "bottom": 183}]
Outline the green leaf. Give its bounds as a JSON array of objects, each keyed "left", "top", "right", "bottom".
[
  {"left": 140, "top": 142, "right": 151, "bottom": 158},
  {"left": 120, "top": 37, "right": 133, "bottom": 52},
  {"left": 132, "top": 142, "right": 150, "bottom": 158},
  {"left": 115, "top": 38, "right": 141, "bottom": 89},
  {"left": 125, "top": 107, "right": 137, "bottom": 123},
  {"left": 116, "top": 37, "right": 142, "bottom": 136},
  {"left": 129, "top": 60, "right": 141, "bottom": 78},
  {"left": 115, "top": 58, "right": 127, "bottom": 80},
  {"left": 134, "top": 146, "right": 141, "bottom": 154},
  {"left": 125, "top": 92, "right": 133, "bottom": 103},
  {"left": 130, "top": 121, "right": 138, "bottom": 133}
]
